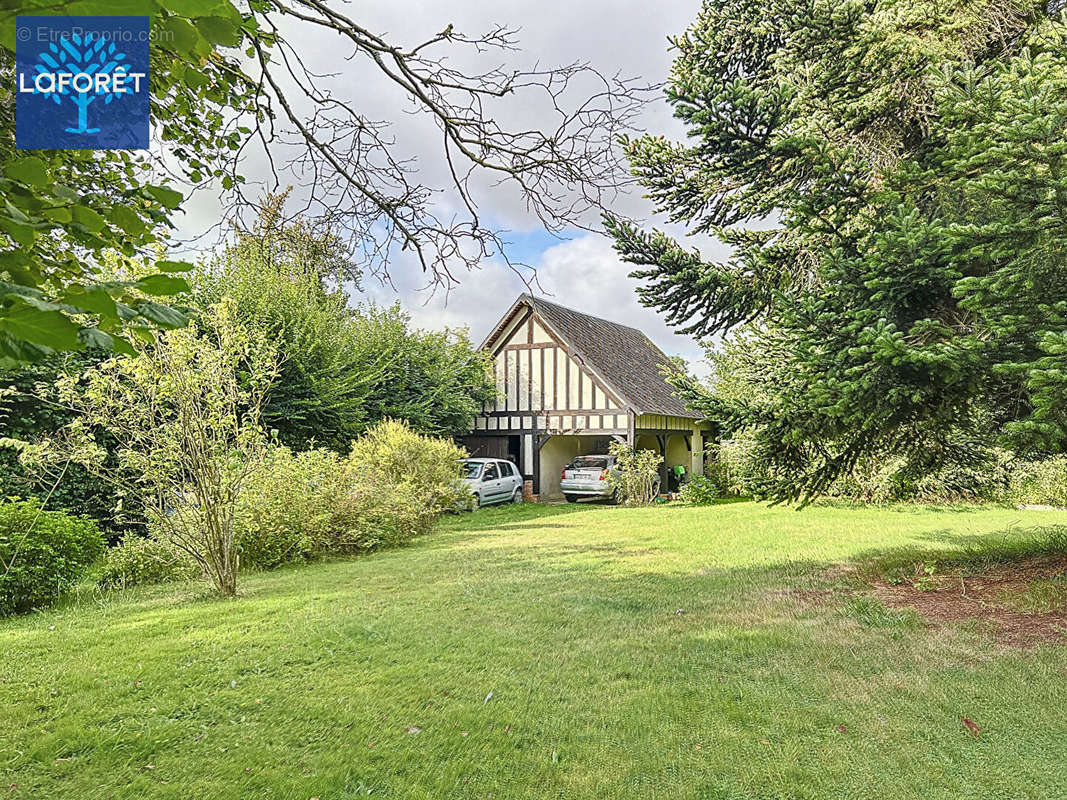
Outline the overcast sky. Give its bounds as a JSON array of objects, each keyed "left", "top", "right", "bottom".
[{"left": 179, "top": 0, "right": 721, "bottom": 370}]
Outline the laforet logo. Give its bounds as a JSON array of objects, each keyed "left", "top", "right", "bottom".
[{"left": 15, "top": 16, "right": 150, "bottom": 150}]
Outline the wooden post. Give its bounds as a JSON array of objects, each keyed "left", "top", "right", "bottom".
[
  {"left": 656, "top": 434, "right": 669, "bottom": 495},
  {"left": 691, "top": 427, "right": 704, "bottom": 476}
]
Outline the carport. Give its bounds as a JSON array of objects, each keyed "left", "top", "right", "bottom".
[{"left": 461, "top": 294, "right": 707, "bottom": 500}]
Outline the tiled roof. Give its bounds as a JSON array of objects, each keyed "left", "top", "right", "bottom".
[{"left": 485, "top": 294, "right": 702, "bottom": 419}]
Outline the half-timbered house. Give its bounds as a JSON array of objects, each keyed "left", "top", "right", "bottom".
[{"left": 462, "top": 294, "right": 708, "bottom": 500}]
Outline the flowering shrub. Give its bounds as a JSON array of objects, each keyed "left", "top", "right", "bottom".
[{"left": 680, "top": 474, "right": 719, "bottom": 505}]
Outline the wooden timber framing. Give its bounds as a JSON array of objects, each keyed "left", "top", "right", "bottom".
[{"left": 464, "top": 295, "right": 705, "bottom": 495}]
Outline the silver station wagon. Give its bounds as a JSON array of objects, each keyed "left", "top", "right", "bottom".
[
  {"left": 560, "top": 454, "right": 660, "bottom": 504},
  {"left": 459, "top": 458, "right": 524, "bottom": 508}
]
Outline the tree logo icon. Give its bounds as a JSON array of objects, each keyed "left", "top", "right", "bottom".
[
  {"left": 15, "top": 16, "right": 150, "bottom": 150},
  {"left": 32, "top": 33, "right": 128, "bottom": 135}
]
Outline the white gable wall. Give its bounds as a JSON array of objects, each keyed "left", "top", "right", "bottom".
[
  {"left": 531, "top": 320, "right": 552, "bottom": 343},
  {"left": 482, "top": 310, "right": 624, "bottom": 420}
]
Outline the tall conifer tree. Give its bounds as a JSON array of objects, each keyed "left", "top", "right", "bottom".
[{"left": 609, "top": 1, "right": 1067, "bottom": 500}]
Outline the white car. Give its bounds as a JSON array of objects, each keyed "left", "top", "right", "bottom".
[
  {"left": 560, "top": 454, "right": 660, "bottom": 504},
  {"left": 459, "top": 458, "right": 524, "bottom": 508}
]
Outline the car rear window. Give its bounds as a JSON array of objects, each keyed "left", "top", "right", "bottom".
[{"left": 568, "top": 456, "right": 610, "bottom": 470}]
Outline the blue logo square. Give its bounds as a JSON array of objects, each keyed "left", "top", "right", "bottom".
[{"left": 16, "top": 16, "right": 150, "bottom": 150}]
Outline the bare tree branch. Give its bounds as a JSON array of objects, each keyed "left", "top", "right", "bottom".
[{"left": 173, "top": 1, "right": 655, "bottom": 290}]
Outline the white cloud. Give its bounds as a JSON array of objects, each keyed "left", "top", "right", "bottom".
[
  {"left": 362, "top": 233, "right": 715, "bottom": 375},
  {"left": 175, "top": 0, "right": 721, "bottom": 374}
]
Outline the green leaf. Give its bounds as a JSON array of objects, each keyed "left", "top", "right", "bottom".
[
  {"left": 115, "top": 302, "right": 139, "bottom": 322},
  {"left": 196, "top": 15, "right": 241, "bottom": 46},
  {"left": 0, "top": 296, "right": 81, "bottom": 350},
  {"left": 71, "top": 206, "right": 107, "bottom": 233},
  {"left": 162, "top": 0, "right": 232, "bottom": 15},
  {"left": 129, "top": 325, "right": 157, "bottom": 344},
  {"left": 52, "top": 185, "right": 80, "bottom": 203},
  {"left": 42, "top": 207, "right": 73, "bottom": 224},
  {"left": 58, "top": 287, "right": 119, "bottom": 318},
  {"left": 60, "top": 0, "right": 163, "bottom": 12},
  {"left": 144, "top": 185, "right": 185, "bottom": 210},
  {"left": 158, "top": 15, "right": 200, "bottom": 53},
  {"left": 135, "top": 301, "right": 188, "bottom": 329},
  {"left": 0, "top": 251, "right": 35, "bottom": 285},
  {"left": 135, "top": 274, "right": 190, "bottom": 296},
  {"left": 109, "top": 334, "right": 138, "bottom": 356},
  {"left": 155, "top": 259, "right": 196, "bottom": 273},
  {"left": 108, "top": 205, "right": 146, "bottom": 235},
  {"left": 183, "top": 69, "right": 208, "bottom": 91},
  {"left": 5, "top": 157, "right": 50, "bottom": 187},
  {"left": 77, "top": 327, "right": 116, "bottom": 351},
  {"left": 4, "top": 200, "right": 29, "bottom": 223},
  {"left": 0, "top": 281, "right": 43, "bottom": 300},
  {"left": 0, "top": 331, "right": 53, "bottom": 363},
  {"left": 0, "top": 217, "right": 37, "bottom": 247}
]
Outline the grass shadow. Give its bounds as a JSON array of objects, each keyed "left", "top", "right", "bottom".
[
  {"left": 850, "top": 524, "right": 1067, "bottom": 583},
  {"left": 440, "top": 501, "right": 593, "bottom": 530}
]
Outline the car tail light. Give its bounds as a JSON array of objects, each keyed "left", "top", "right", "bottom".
[
  {"left": 599, "top": 469, "right": 608, "bottom": 481},
  {"left": 561, "top": 467, "right": 567, "bottom": 480}
]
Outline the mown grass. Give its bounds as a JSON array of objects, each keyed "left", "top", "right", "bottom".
[{"left": 3, "top": 501, "right": 1067, "bottom": 799}]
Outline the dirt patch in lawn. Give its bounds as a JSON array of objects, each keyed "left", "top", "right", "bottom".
[{"left": 869, "top": 556, "right": 1067, "bottom": 648}]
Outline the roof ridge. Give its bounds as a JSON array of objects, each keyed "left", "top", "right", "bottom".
[{"left": 523, "top": 293, "right": 648, "bottom": 336}]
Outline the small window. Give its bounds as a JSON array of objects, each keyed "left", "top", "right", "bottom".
[
  {"left": 483, "top": 463, "right": 499, "bottom": 481},
  {"left": 499, "top": 461, "right": 514, "bottom": 477}
]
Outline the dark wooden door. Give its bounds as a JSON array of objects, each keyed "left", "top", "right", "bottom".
[{"left": 460, "top": 435, "right": 509, "bottom": 460}]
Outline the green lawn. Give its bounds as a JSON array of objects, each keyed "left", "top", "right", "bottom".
[{"left": 4, "top": 502, "right": 1067, "bottom": 799}]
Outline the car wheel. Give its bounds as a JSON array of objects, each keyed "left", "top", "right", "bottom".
[
  {"left": 609, "top": 487, "right": 623, "bottom": 505},
  {"left": 564, "top": 494, "right": 579, "bottom": 503},
  {"left": 511, "top": 486, "right": 523, "bottom": 504},
  {"left": 472, "top": 493, "right": 481, "bottom": 510}
]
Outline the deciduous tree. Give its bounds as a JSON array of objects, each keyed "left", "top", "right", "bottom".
[
  {"left": 1, "top": 1, "right": 647, "bottom": 363},
  {"left": 15, "top": 300, "right": 277, "bottom": 597},
  {"left": 196, "top": 198, "right": 495, "bottom": 450}
]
